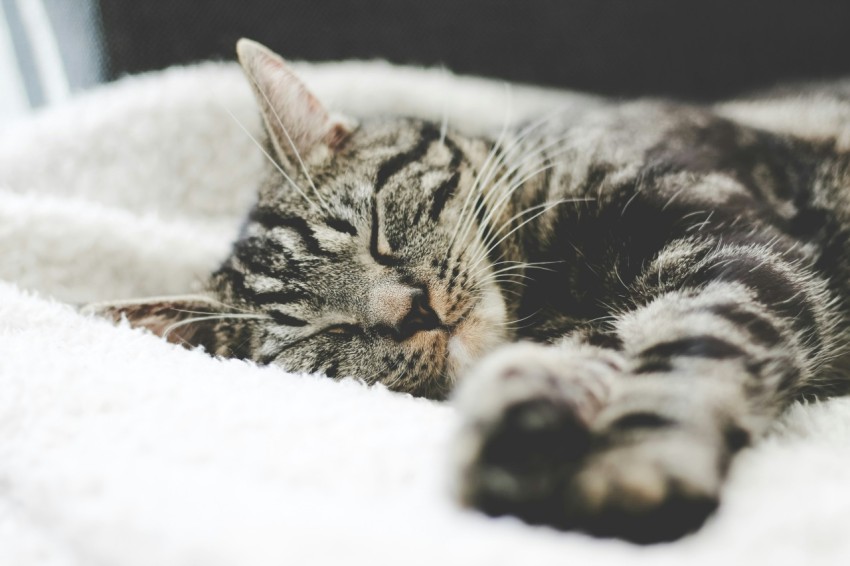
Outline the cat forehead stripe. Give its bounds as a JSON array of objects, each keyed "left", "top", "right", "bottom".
[
  {"left": 430, "top": 171, "right": 461, "bottom": 221},
  {"left": 373, "top": 123, "right": 441, "bottom": 193},
  {"left": 248, "top": 209, "right": 332, "bottom": 256}
]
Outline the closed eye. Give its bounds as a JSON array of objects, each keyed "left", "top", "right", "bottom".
[
  {"left": 325, "top": 217, "right": 358, "bottom": 236},
  {"left": 324, "top": 323, "right": 361, "bottom": 337}
]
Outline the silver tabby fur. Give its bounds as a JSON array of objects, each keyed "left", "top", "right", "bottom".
[{"left": 106, "top": 40, "right": 850, "bottom": 543}]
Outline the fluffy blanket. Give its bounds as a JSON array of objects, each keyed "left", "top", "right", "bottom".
[{"left": 2, "top": 60, "right": 850, "bottom": 566}]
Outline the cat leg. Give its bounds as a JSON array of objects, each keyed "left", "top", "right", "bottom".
[{"left": 453, "top": 237, "right": 845, "bottom": 542}]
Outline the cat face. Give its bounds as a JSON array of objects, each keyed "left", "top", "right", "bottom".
[{"left": 111, "top": 40, "right": 509, "bottom": 398}]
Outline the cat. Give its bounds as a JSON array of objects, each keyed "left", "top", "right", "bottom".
[{"left": 96, "top": 39, "right": 850, "bottom": 543}]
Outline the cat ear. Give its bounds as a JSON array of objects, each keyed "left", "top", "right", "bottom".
[
  {"left": 236, "top": 38, "right": 352, "bottom": 166},
  {"left": 82, "top": 295, "right": 231, "bottom": 354}
]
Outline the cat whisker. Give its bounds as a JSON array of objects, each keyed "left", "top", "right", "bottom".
[
  {"left": 473, "top": 283, "right": 522, "bottom": 299},
  {"left": 217, "top": 102, "right": 322, "bottom": 213},
  {"left": 248, "top": 76, "right": 333, "bottom": 215},
  {"left": 620, "top": 173, "right": 648, "bottom": 216},
  {"left": 477, "top": 275, "right": 534, "bottom": 294},
  {"left": 357, "top": 365, "right": 390, "bottom": 384},
  {"left": 227, "top": 328, "right": 259, "bottom": 360},
  {"left": 476, "top": 201, "right": 566, "bottom": 269},
  {"left": 487, "top": 264, "right": 558, "bottom": 277},
  {"left": 471, "top": 164, "right": 567, "bottom": 260},
  {"left": 472, "top": 142, "right": 576, "bottom": 244},
  {"left": 449, "top": 83, "right": 527, "bottom": 252},
  {"left": 469, "top": 259, "right": 562, "bottom": 282},
  {"left": 202, "top": 298, "right": 265, "bottom": 315},
  {"left": 453, "top": 139, "right": 575, "bottom": 257},
  {"left": 480, "top": 273, "right": 535, "bottom": 285},
  {"left": 168, "top": 299, "right": 266, "bottom": 318},
  {"left": 162, "top": 313, "right": 271, "bottom": 342},
  {"left": 466, "top": 199, "right": 578, "bottom": 275},
  {"left": 483, "top": 192, "right": 583, "bottom": 247},
  {"left": 452, "top": 140, "right": 532, "bottom": 253},
  {"left": 171, "top": 308, "right": 246, "bottom": 317},
  {"left": 490, "top": 317, "right": 537, "bottom": 332},
  {"left": 480, "top": 138, "right": 573, "bottom": 210},
  {"left": 131, "top": 293, "right": 261, "bottom": 316},
  {"left": 498, "top": 308, "right": 540, "bottom": 326},
  {"left": 381, "top": 365, "right": 411, "bottom": 391},
  {"left": 583, "top": 314, "right": 620, "bottom": 327},
  {"left": 612, "top": 263, "right": 629, "bottom": 290},
  {"left": 465, "top": 106, "right": 572, "bottom": 216},
  {"left": 448, "top": 85, "right": 514, "bottom": 253},
  {"left": 454, "top": 132, "right": 566, "bottom": 253},
  {"left": 477, "top": 258, "right": 564, "bottom": 274}
]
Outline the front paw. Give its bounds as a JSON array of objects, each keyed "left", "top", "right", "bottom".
[
  {"left": 451, "top": 344, "right": 730, "bottom": 543},
  {"left": 451, "top": 342, "right": 619, "bottom": 526},
  {"left": 562, "top": 426, "right": 723, "bottom": 542}
]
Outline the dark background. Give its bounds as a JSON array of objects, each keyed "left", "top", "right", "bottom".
[{"left": 98, "top": 1, "right": 850, "bottom": 100}]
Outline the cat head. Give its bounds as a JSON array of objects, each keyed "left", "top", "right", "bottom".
[{"left": 104, "top": 39, "right": 511, "bottom": 398}]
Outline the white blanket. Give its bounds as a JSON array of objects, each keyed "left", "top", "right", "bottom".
[{"left": 2, "top": 61, "right": 850, "bottom": 566}]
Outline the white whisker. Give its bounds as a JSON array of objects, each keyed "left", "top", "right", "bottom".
[
  {"left": 448, "top": 84, "right": 514, "bottom": 252},
  {"left": 471, "top": 141, "right": 576, "bottom": 247},
  {"left": 217, "top": 102, "right": 322, "bottom": 212},
  {"left": 246, "top": 75, "right": 332, "bottom": 214},
  {"left": 466, "top": 198, "right": 581, "bottom": 275},
  {"left": 451, "top": 110, "right": 574, "bottom": 252},
  {"left": 162, "top": 313, "right": 270, "bottom": 341},
  {"left": 469, "top": 159, "right": 559, "bottom": 257}
]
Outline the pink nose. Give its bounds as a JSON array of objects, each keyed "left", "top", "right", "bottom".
[{"left": 369, "top": 285, "right": 440, "bottom": 340}]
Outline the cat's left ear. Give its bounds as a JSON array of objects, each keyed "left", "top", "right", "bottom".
[
  {"left": 82, "top": 295, "right": 236, "bottom": 355},
  {"left": 236, "top": 38, "right": 353, "bottom": 166}
]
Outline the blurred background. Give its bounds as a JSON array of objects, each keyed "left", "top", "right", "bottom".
[{"left": 4, "top": 0, "right": 850, "bottom": 126}]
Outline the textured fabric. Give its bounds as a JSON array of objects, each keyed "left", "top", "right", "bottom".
[{"left": 2, "top": 61, "right": 850, "bottom": 564}]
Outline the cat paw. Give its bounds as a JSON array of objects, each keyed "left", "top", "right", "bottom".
[
  {"left": 452, "top": 343, "right": 729, "bottom": 543},
  {"left": 451, "top": 342, "right": 618, "bottom": 526},
  {"left": 562, "top": 429, "right": 723, "bottom": 543}
]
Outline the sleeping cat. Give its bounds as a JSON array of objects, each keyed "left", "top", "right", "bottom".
[{"left": 99, "top": 39, "right": 850, "bottom": 543}]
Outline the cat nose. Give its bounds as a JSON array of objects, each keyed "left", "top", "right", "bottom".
[
  {"left": 398, "top": 289, "right": 441, "bottom": 338},
  {"left": 371, "top": 286, "right": 440, "bottom": 340}
]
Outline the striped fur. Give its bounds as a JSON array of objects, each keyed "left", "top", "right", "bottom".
[{"left": 106, "top": 41, "right": 850, "bottom": 542}]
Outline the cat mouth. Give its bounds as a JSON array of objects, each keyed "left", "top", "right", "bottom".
[
  {"left": 443, "top": 300, "right": 510, "bottom": 383},
  {"left": 420, "top": 277, "right": 509, "bottom": 384}
]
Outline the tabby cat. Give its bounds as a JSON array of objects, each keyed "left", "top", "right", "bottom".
[{"left": 100, "top": 39, "right": 850, "bottom": 543}]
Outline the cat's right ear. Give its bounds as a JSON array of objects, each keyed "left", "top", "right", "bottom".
[{"left": 236, "top": 38, "right": 353, "bottom": 167}]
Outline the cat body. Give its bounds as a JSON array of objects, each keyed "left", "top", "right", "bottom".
[{"left": 105, "top": 40, "right": 850, "bottom": 542}]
